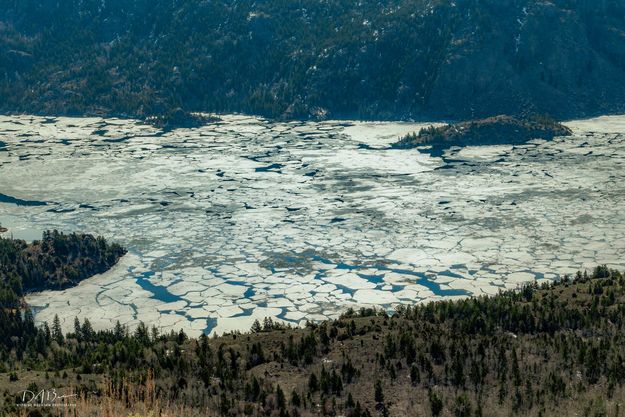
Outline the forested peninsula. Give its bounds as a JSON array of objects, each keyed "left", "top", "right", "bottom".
[{"left": 0, "top": 230, "right": 126, "bottom": 308}]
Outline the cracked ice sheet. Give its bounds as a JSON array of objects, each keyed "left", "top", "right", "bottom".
[{"left": 0, "top": 113, "right": 620, "bottom": 336}]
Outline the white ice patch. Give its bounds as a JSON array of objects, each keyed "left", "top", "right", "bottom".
[{"left": 1, "top": 113, "right": 623, "bottom": 335}]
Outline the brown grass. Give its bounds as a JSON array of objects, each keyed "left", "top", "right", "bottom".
[{"left": 6, "top": 370, "right": 216, "bottom": 417}]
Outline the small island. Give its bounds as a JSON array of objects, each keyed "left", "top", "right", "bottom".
[
  {"left": 394, "top": 115, "right": 573, "bottom": 152},
  {"left": 144, "top": 108, "right": 220, "bottom": 131}
]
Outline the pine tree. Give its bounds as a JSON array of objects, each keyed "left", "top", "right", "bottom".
[
  {"left": 291, "top": 390, "right": 301, "bottom": 407},
  {"left": 410, "top": 363, "right": 421, "bottom": 386},
  {"left": 374, "top": 379, "right": 384, "bottom": 404},
  {"left": 81, "top": 318, "right": 93, "bottom": 342},
  {"left": 429, "top": 390, "right": 443, "bottom": 417},
  {"left": 251, "top": 319, "right": 262, "bottom": 333},
  {"left": 73, "top": 317, "right": 82, "bottom": 341},
  {"left": 346, "top": 392, "right": 355, "bottom": 409},
  {"left": 52, "top": 314, "right": 64, "bottom": 344},
  {"left": 308, "top": 372, "right": 319, "bottom": 393},
  {"left": 454, "top": 394, "right": 472, "bottom": 417},
  {"left": 114, "top": 320, "right": 124, "bottom": 339},
  {"left": 276, "top": 384, "right": 286, "bottom": 410}
]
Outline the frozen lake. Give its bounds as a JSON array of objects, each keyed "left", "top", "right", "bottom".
[{"left": 1, "top": 114, "right": 624, "bottom": 336}]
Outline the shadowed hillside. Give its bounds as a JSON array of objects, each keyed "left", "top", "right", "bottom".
[{"left": 1, "top": 0, "right": 625, "bottom": 121}]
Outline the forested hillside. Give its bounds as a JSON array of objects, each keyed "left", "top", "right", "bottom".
[
  {"left": 1, "top": 0, "right": 625, "bottom": 121},
  {"left": 1, "top": 262, "right": 624, "bottom": 416}
]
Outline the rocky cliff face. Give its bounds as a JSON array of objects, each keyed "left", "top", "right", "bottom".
[{"left": 1, "top": 0, "right": 624, "bottom": 120}]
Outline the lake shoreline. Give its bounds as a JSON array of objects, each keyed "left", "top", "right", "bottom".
[{"left": 2, "top": 113, "right": 624, "bottom": 338}]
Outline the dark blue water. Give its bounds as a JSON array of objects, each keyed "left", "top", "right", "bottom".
[
  {"left": 205, "top": 317, "right": 218, "bottom": 335},
  {"left": 310, "top": 253, "right": 469, "bottom": 297},
  {"left": 0, "top": 193, "right": 47, "bottom": 206},
  {"left": 227, "top": 280, "right": 255, "bottom": 299},
  {"left": 135, "top": 271, "right": 181, "bottom": 303},
  {"left": 378, "top": 267, "right": 468, "bottom": 297},
  {"left": 255, "top": 163, "right": 284, "bottom": 173}
]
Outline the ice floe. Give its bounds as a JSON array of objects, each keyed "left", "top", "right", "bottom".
[{"left": 0, "top": 113, "right": 621, "bottom": 336}]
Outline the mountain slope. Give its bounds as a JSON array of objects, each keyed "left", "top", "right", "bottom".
[
  {"left": 1, "top": 264, "right": 625, "bottom": 416},
  {"left": 1, "top": 0, "right": 625, "bottom": 120}
]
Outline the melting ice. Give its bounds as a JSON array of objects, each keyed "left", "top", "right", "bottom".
[{"left": 0, "top": 114, "right": 624, "bottom": 336}]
